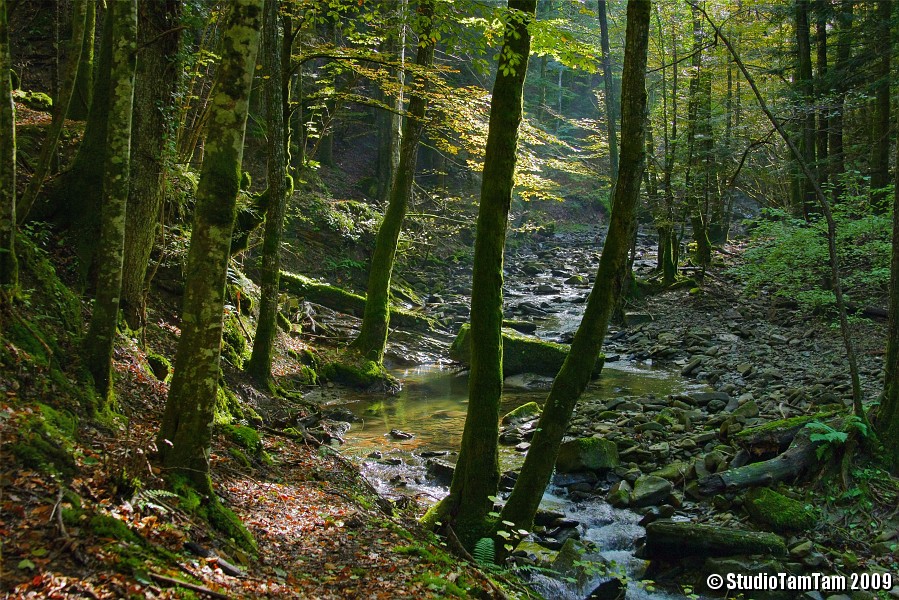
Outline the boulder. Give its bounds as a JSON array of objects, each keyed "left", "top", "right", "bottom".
[
  {"left": 630, "top": 475, "right": 673, "bottom": 507},
  {"left": 556, "top": 437, "right": 620, "bottom": 473},
  {"left": 502, "top": 401, "right": 542, "bottom": 425},
  {"left": 449, "top": 324, "right": 604, "bottom": 378}
]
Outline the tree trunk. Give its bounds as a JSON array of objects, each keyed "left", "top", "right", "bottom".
[
  {"left": 246, "top": 0, "right": 290, "bottom": 384},
  {"left": 156, "top": 0, "right": 262, "bottom": 492},
  {"left": 350, "top": 0, "right": 435, "bottom": 364},
  {"left": 497, "top": 0, "right": 650, "bottom": 544},
  {"left": 68, "top": 0, "right": 95, "bottom": 120},
  {"left": 442, "top": 0, "right": 536, "bottom": 549},
  {"left": 814, "top": 0, "right": 827, "bottom": 187},
  {"left": 17, "top": 0, "right": 87, "bottom": 221},
  {"left": 685, "top": 7, "right": 711, "bottom": 270},
  {"left": 878, "top": 111, "right": 899, "bottom": 470},
  {"left": 598, "top": 0, "right": 618, "bottom": 193},
  {"left": 869, "top": 0, "right": 891, "bottom": 211},
  {"left": 121, "top": 0, "right": 182, "bottom": 329},
  {"left": 829, "top": 0, "right": 851, "bottom": 198},
  {"left": 0, "top": 0, "right": 15, "bottom": 289},
  {"left": 794, "top": 0, "right": 816, "bottom": 218},
  {"left": 83, "top": 0, "right": 137, "bottom": 402},
  {"left": 376, "top": 0, "right": 405, "bottom": 202}
]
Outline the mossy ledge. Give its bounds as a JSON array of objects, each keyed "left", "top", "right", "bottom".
[
  {"left": 279, "top": 271, "right": 436, "bottom": 332},
  {"left": 449, "top": 324, "right": 604, "bottom": 378},
  {"left": 744, "top": 487, "right": 818, "bottom": 532},
  {"left": 320, "top": 351, "right": 399, "bottom": 392}
]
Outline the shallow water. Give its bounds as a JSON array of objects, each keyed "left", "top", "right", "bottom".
[{"left": 334, "top": 361, "right": 708, "bottom": 599}]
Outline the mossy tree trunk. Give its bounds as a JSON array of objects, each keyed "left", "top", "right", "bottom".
[
  {"left": 0, "top": 0, "right": 15, "bottom": 289},
  {"left": 68, "top": 0, "right": 95, "bottom": 120},
  {"left": 121, "top": 0, "right": 182, "bottom": 329},
  {"left": 246, "top": 0, "right": 290, "bottom": 384},
  {"left": 442, "top": 0, "right": 536, "bottom": 549},
  {"left": 376, "top": 0, "right": 405, "bottom": 203},
  {"left": 868, "top": 0, "right": 891, "bottom": 211},
  {"left": 156, "top": 0, "right": 262, "bottom": 493},
  {"left": 793, "top": 0, "right": 816, "bottom": 218},
  {"left": 496, "top": 0, "right": 650, "bottom": 544},
  {"left": 598, "top": 0, "right": 618, "bottom": 194},
  {"left": 17, "top": 0, "right": 88, "bottom": 222},
  {"left": 83, "top": 0, "right": 138, "bottom": 402},
  {"left": 684, "top": 7, "right": 711, "bottom": 271},
  {"left": 878, "top": 115, "right": 899, "bottom": 470},
  {"left": 29, "top": 10, "right": 113, "bottom": 281},
  {"left": 351, "top": 0, "right": 435, "bottom": 364}
]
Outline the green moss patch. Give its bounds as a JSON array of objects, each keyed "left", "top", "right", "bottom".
[
  {"left": 10, "top": 403, "right": 78, "bottom": 477},
  {"left": 744, "top": 487, "right": 817, "bottom": 532},
  {"left": 221, "top": 424, "right": 263, "bottom": 454},
  {"left": 221, "top": 314, "right": 249, "bottom": 369},
  {"left": 555, "top": 437, "right": 619, "bottom": 473},
  {"left": 145, "top": 353, "right": 171, "bottom": 381}
]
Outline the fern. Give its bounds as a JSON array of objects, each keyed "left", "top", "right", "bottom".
[
  {"left": 473, "top": 537, "right": 495, "bottom": 566},
  {"left": 135, "top": 488, "right": 179, "bottom": 514}
]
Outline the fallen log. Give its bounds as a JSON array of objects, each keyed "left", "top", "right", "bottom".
[
  {"left": 644, "top": 520, "right": 786, "bottom": 559},
  {"left": 698, "top": 426, "right": 821, "bottom": 496},
  {"left": 733, "top": 411, "right": 839, "bottom": 458}
]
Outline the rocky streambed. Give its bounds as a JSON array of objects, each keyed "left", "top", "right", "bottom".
[{"left": 296, "top": 226, "right": 895, "bottom": 600}]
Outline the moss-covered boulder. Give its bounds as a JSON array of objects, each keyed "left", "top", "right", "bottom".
[
  {"left": 744, "top": 488, "right": 817, "bottom": 532},
  {"left": 556, "top": 437, "right": 619, "bottom": 473},
  {"left": 10, "top": 403, "right": 78, "bottom": 477},
  {"left": 449, "top": 324, "right": 603, "bottom": 378},
  {"left": 502, "top": 401, "right": 541, "bottom": 425},
  {"left": 146, "top": 353, "right": 171, "bottom": 381},
  {"left": 321, "top": 355, "right": 399, "bottom": 392},
  {"left": 279, "top": 272, "right": 435, "bottom": 332}
]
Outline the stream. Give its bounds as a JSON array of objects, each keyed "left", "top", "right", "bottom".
[{"left": 331, "top": 361, "right": 708, "bottom": 600}]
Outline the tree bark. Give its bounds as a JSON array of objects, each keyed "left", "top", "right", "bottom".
[
  {"left": 684, "top": 7, "right": 711, "bottom": 270},
  {"left": 376, "top": 0, "right": 405, "bottom": 202},
  {"left": 121, "top": 0, "right": 182, "bottom": 329},
  {"left": 878, "top": 109, "right": 899, "bottom": 470},
  {"left": 794, "top": 0, "right": 816, "bottom": 218},
  {"left": 829, "top": 0, "right": 851, "bottom": 198},
  {"left": 246, "top": 0, "right": 290, "bottom": 383},
  {"left": 83, "top": 0, "right": 137, "bottom": 402},
  {"left": 598, "top": 0, "right": 618, "bottom": 193},
  {"left": 68, "top": 0, "right": 95, "bottom": 120},
  {"left": 813, "top": 0, "right": 827, "bottom": 187},
  {"left": 17, "top": 0, "right": 87, "bottom": 221},
  {"left": 351, "top": 0, "right": 435, "bottom": 364},
  {"left": 156, "top": 0, "right": 262, "bottom": 492},
  {"left": 0, "top": 0, "right": 15, "bottom": 289},
  {"left": 497, "top": 0, "right": 650, "bottom": 544},
  {"left": 868, "top": 0, "right": 891, "bottom": 211},
  {"left": 442, "top": 0, "right": 536, "bottom": 549}
]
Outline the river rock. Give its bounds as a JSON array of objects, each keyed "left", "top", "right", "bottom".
[
  {"left": 536, "top": 284, "right": 560, "bottom": 295},
  {"left": 586, "top": 578, "right": 626, "bottom": 600},
  {"left": 556, "top": 437, "right": 620, "bottom": 473},
  {"left": 565, "top": 274, "right": 589, "bottom": 285},
  {"left": 389, "top": 429, "right": 414, "bottom": 440},
  {"left": 681, "top": 357, "right": 703, "bottom": 376},
  {"left": 606, "top": 480, "right": 631, "bottom": 507},
  {"left": 502, "top": 401, "right": 542, "bottom": 425},
  {"left": 425, "top": 458, "right": 455, "bottom": 486},
  {"left": 630, "top": 475, "right": 672, "bottom": 507}
]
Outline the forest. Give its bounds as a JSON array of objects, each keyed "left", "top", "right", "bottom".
[{"left": 1, "top": 0, "right": 898, "bottom": 598}]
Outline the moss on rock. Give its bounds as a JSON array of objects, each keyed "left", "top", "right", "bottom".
[
  {"left": 321, "top": 354, "right": 398, "bottom": 391},
  {"left": 449, "top": 324, "right": 604, "bottom": 378},
  {"left": 555, "top": 437, "right": 619, "bottom": 473},
  {"left": 502, "top": 401, "right": 542, "bottom": 425},
  {"left": 221, "top": 424, "right": 263, "bottom": 454},
  {"left": 145, "top": 353, "right": 171, "bottom": 381},
  {"left": 744, "top": 487, "right": 817, "bottom": 532},
  {"left": 10, "top": 403, "right": 78, "bottom": 477},
  {"left": 221, "top": 314, "right": 248, "bottom": 369}
]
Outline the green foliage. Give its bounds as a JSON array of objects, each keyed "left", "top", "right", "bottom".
[
  {"left": 472, "top": 537, "right": 495, "bottom": 566},
  {"left": 221, "top": 424, "right": 263, "bottom": 454},
  {"left": 734, "top": 202, "right": 891, "bottom": 313},
  {"left": 806, "top": 416, "right": 869, "bottom": 460},
  {"left": 10, "top": 403, "right": 78, "bottom": 477},
  {"left": 90, "top": 514, "right": 141, "bottom": 544}
]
